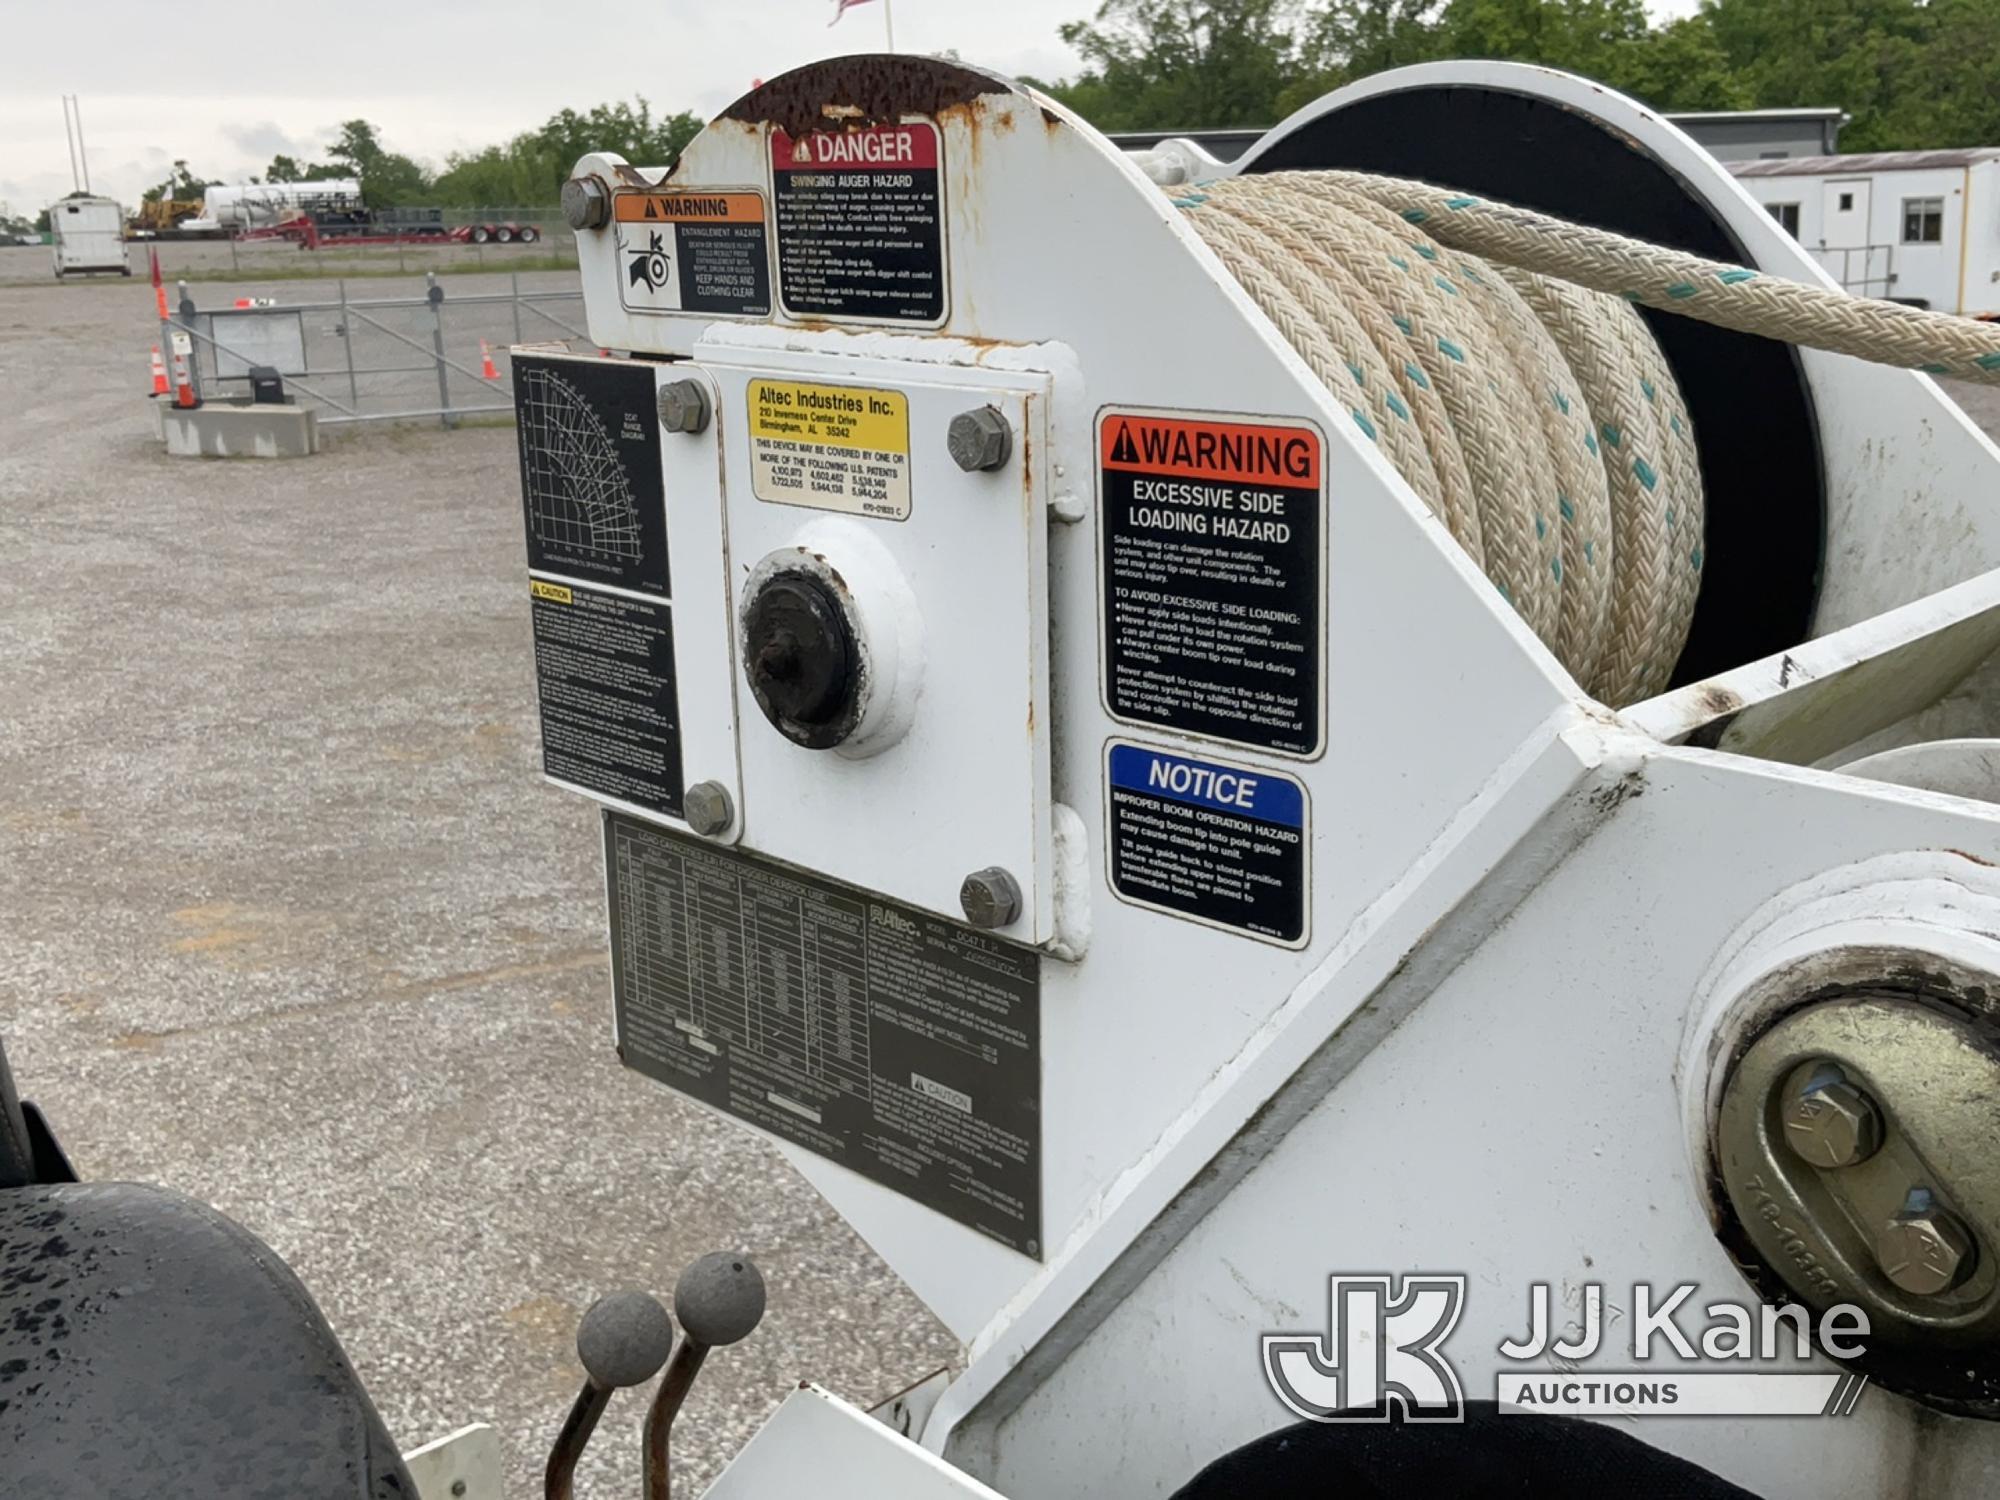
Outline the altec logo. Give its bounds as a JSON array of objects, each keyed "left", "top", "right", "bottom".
[{"left": 1264, "top": 1275, "right": 1874, "bottom": 1421}]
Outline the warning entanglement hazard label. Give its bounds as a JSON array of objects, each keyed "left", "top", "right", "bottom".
[
  {"left": 770, "top": 123, "right": 946, "bottom": 325},
  {"left": 749, "top": 377, "right": 911, "bottom": 519},
  {"left": 1099, "top": 410, "right": 1325, "bottom": 757},
  {"left": 1106, "top": 741, "right": 1308, "bottom": 946},
  {"left": 614, "top": 190, "right": 771, "bottom": 318}
]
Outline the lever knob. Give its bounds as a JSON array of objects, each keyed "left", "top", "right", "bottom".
[
  {"left": 673, "top": 1253, "right": 767, "bottom": 1347},
  {"left": 577, "top": 1290, "right": 675, "bottom": 1389}
]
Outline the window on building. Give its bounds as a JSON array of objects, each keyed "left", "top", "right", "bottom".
[
  {"left": 1838, "top": 192, "right": 1855, "bottom": 211},
  {"left": 1767, "top": 202, "right": 1801, "bottom": 236},
  {"left": 1902, "top": 196, "right": 1945, "bottom": 244}
]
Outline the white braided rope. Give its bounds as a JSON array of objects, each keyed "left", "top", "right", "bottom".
[
  {"left": 1307, "top": 171, "right": 2000, "bottom": 386},
  {"left": 1189, "top": 175, "right": 1701, "bottom": 702}
]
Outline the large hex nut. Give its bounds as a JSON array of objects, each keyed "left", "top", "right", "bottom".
[
  {"left": 561, "top": 175, "right": 610, "bottom": 231},
  {"left": 960, "top": 867, "right": 1022, "bottom": 929},
  {"left": 947, "top": 406, "right": 1012, "bottom": 473},
  {"left": 658, "top": 378, "right": 710, "bottom": 434}
]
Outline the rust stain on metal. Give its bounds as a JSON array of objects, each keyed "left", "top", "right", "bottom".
[
  {"left": 1947, "top": 848, "right": 1998, "bottom": 868},
  {"left": 721, "top": 56, "right": 1013, "bottom": 138}
]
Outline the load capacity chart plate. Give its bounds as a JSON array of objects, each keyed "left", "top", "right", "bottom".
[
  {"left": 1105, "top": 742, "right": 1309, "bottom": 947},
  {"left": 1098, "top": 410, "right": 1326, "bottom": 757},
  {"left": 604, "top": 814, "right": 1043, "bottom": 1256},
  {"left": 770, "top": 122, "right": 947, "bottom": 325},
  {"left": 614, "top": 190, "right": 772, "bottom": 318}
]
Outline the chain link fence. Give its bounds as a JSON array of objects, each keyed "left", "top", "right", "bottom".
[{"left": 163, "top": 271, "right": 588, "bottom": 427}]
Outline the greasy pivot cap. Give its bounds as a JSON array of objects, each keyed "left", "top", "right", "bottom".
[{"left": 743, "top": 573, "right": 860, "bottom": 749}]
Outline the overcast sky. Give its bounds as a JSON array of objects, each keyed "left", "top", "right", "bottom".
[
  {"left": 0, "top": 0, "right": 1094, "bottom": 213},
  {"left": 1, "top": 0, "right": 1699, "bottom": 214}
]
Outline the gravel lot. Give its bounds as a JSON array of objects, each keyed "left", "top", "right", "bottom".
[{"left": 0, "top": 269, "right": 956, "bottom": 1495}]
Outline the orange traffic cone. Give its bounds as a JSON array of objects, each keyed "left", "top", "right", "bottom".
[
  {"left": 149, "top": 345, "right": 169, "bottom": 397},
  {"left": 480, "top": 339, "right": 500, "bottom": 381},
  {"left": 170, "top": 345, "right": 198, "bottom": 410}
]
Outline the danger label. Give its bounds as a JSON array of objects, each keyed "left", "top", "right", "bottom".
[
  {"left": 613, "top": 190, "right": 770, "bottom": 318},
  {"left": 749, "top": 378, "right": 911, "bottom": 519},
  {"left": 770, "top": 123, "right": 945, "bottom": 325},
  {"left": 1106, "top": 742, "right": 1309, "bottom": 945},
  {"left": 1099, "top": 411, "right": 1325, "bottom": 756}
]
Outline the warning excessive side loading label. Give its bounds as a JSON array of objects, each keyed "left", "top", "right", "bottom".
[{"left": 1098, "top": 410, "right": 1326, "bottom": 757}]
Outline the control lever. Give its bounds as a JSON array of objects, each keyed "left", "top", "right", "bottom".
[
  {"left": 546, "top": 1290, "right": 676, "bottom": 1500},
  {"left": 644, "top": 1252, "right": 767, "bottom": 1500}
]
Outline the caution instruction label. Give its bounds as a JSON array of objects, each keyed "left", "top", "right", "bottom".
[
  {"left": 1099, "top": 410, "right": 1325, "bottom": 756},
  {"left": 530, "top": 579, "right": 683, "bottom": 818},
  {"left": 748, "top": 378, "right": 911, "bottom": 519}
]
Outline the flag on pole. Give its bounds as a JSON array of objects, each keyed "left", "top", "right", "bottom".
[{"left": 829, "top": 0, "right": 876, "bottom": 22}]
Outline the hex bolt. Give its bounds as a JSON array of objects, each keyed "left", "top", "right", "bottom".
[
  {"left": 657, "top": 379, "right": 711, "bottom": 435},
  {"left": 560, "top": 174, "right": 611, "bottom": 232},
  {"left": 960, "top": 867, "right": 1022, "bottom": 929},
  {"left": 1877, "top": 1188, "right": 1978, "bottom": 1297},
  {"left": 683, "top": 780, "right": 733, "bottom": 838},
  {"left": 1780, "top": 1061, "right": 1884, "bottom": 1170},
  {"left": 947, "top": 405, "right": 1012, "bottom": 472}
]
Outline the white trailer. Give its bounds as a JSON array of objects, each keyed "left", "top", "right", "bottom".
[
  {"left": 49, "top": 194, "right": 128, "bottom": 278},
  {"left": 1734, "top": 149, "right": 2000, "bottom": 316}
]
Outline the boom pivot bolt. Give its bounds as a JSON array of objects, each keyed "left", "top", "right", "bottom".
[
  {"left": 560, "top": 175, "right": 611, "bottom": 231},
  {"left": 947, "top": 406, "right": 1012, "bottom": 472},
  {"left": 1781, "top": 1061, "right": 1884, "bottom": 1170},
  {"left": 658, "top": 379, "right": 710, "bottom": 435},
  {"left": 683, "top": 781, "right": 733, "bottom": 838},
  {"left": 960, "top": 867, "right": 1022, "bottom": 929}
]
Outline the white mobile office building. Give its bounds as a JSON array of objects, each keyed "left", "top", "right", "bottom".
[{"left": 1731, "top": 148, "right": 2000, "bottom": 316}]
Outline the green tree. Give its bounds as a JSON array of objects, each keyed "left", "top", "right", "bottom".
[
  {"left": 432, "top": 98, "right": 702, "bottom": 208},
  {"left": 1030, "top": 0, "right": 1308, "bottom": 130},
  {"left": 262, "top": 153, "right": 350, "bottom": 185},
  {"left": 325, "top": 120, "right": 434, "bottom": 206},
  {"left": 142, "top": 159, "right": 210, "bottom": 203}
]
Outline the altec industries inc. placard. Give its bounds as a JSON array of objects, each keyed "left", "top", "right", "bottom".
[{"left": 1098, "top": 410, "right": 1327, "bottom": 758}]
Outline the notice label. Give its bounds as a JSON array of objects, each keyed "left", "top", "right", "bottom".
[
  {"left": 531, "top": 581, "right": 683, "bottom": 818},
  {"left": 771, "top": 123, "right": 946, "bottom": 325},
  {"left": 605, "top": 813, "right": 1042, "bottom": 1255},
  {"left": 1106, "top": 742, "right": 1308, "bottom": 946},
  {"left": 749, "top": 378, "right": 911, "bottom": 519},
  {"left": 1099, "top": 411, "right": 1324, "bottom": 756},
  {"left": 614, "top": 190, "right": 771, "bottom": 317}
]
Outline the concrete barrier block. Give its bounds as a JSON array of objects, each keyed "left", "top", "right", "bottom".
[{"left": 160, "top": 399, "right": 319, "bottom": 458}]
